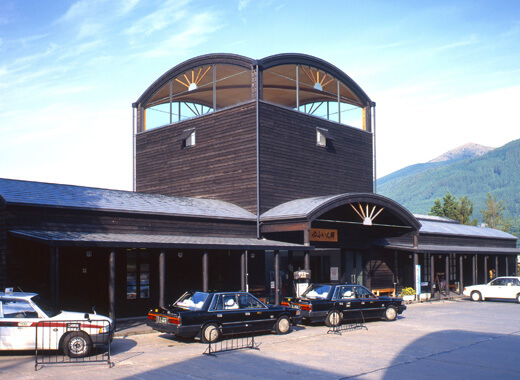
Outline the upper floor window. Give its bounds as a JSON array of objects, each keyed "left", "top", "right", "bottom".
[
  {"left": 178, "top": 128, "right": 196, "bottom": 148},
  {"left": 142, "top": 64, "right": 252, "bottom": 131},
  {"left": 263, "top": 64, "right": 367, "bottom": 130},
  {"left": 316, "top": 127, "right": 334, "bottom": 147}
]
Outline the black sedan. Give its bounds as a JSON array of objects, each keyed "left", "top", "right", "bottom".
[
  {"left": 147, "top": 291, "right": 302, "bottom": 343},
  {"left": 282, "top": 283, "right": 406, "bottom": 326}
]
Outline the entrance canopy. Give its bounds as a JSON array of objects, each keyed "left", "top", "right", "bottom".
[
  {"left": 262, "top": 193, "right": 420, "bottom": 228},
  {"left": 261, "top": 193, "right": 420, "bottom": 243}
]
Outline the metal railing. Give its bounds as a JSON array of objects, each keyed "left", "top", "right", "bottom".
[
  {"left": 35, "top": 319, "right": 112, "bottom": 370},
  {"left": 327, "top": 309, "right": 367, "bottom": 335},
  {"left": 203, "top": 324, "right": 261, "bottom": 356}
]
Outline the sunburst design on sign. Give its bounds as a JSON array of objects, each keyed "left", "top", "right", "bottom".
[
  {"left": 350, "top": 203, "right": 385, "bottom": 226},
  {"left": 175, "top": 66, "right": 211, "bottom": 91}
]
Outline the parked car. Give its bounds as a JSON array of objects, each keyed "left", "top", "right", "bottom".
[
  {"left": 463, "top": 276, "right": 520, "bottom": 302},
  {"left": 282, "top": 283, "right": 406, "bottom": 326},
  {"left": 0, "top": 290, "right": 113, "bottom": 358},
  {"left": 147, "top": 290, "right": 302, "bottom": 343}
]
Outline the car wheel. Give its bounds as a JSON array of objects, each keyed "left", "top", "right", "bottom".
[
  {"left": 383, "top": 306, "right": 397, "bottom": 321},
  {"left": 201, "top": 323, "right": 221, "bottom": 344},
  {"left": 63, "top": 331, "right": 92, "bottom": 358},
  {"left": 274, "top": 315, "right": 291, "bottom": 334},
  {"left": 471, "top": 291, "right": 482, "bottom": 302},
  {"left": 516, "top": 294, "right": 520, "bottom": 304},
  {"left": 325, "top": 310, "right": 342, "bottom": 327}
]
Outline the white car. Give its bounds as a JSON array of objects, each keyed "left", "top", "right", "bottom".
[
  {"left": 0, "top": 290, "right": 113, "bottom": 358},
  {"left": 463, "top": 276, "right": 520, "bottom": 303}
]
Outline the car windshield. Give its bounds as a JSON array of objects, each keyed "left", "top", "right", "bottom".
[
  {"left": 174, "top": 291, "right": 209, "bottom": 310},
  {"left": 31, "top": 296, "right": 61, "bottom": 318},
  {"left": 302, "top": 284, "right": 332, "bottom": 300}
]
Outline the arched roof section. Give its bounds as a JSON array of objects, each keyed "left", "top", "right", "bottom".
[
  {"left": 134, "top": 53, "right": 255, "bottom": 108},
  {"left": 259, "top": 53, "right": 373, "bottom": 108},
  {"left": 261, "top": 193, "right": 421, "bottom": 230}
]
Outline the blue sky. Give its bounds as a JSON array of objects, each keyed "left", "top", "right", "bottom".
[{"left": 1, "top": 0, "right": 519, "bottom": 190}]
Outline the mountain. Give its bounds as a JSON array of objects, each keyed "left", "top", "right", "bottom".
[
  {"left": 428, "top": 142, "right": 495, "bottom": 163},
  {"left": 377, "top": 143, "right": 494, "bottom": 187},
  {"left": 377, "top": 139, "right": 520, "bottom": 224}
]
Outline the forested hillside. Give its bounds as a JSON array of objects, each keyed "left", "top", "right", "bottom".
[{"left": 378, "top": 139, "right": 520, "bottom": 225}]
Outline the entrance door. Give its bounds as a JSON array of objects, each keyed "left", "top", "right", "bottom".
[{"left": 343, "top": 251, "right": 363, "bottom": 284}]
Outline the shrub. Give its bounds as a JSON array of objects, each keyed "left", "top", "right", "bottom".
[{"left": 401, "top": 287, "right": 416, "bottom": 296}]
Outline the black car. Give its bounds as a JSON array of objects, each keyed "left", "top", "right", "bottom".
[
  {"left": 283, "top": 284, "right": 406, "bottom": 326},
  {"left": 147, "top": 290, "right": 302, "bottom": 343}
]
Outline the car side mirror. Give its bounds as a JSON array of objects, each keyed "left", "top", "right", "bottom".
[{"left": 84, "top": 313, "right": 90, "bottom": 321}]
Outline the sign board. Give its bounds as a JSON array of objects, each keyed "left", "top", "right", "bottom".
[
  {"left": 330, "top": 267, "right": 339, "bottom": 281},
  {"left": 310, "top": 228, "right": 338, "bottom": 242},
  {"left": 415, "top": 264, "right": 421, "bottom": 295},
  {"left": 294, "top": 270, "right": 311, "bottom": 280}
]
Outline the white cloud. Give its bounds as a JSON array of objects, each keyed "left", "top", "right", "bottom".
[
  {"left": 238, "top": 0, "right": 250, "bottom": 11},
  {"left": 123, "top": 0, "right": 190, "bottom": 42}
]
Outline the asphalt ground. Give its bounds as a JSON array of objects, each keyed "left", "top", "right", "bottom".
[{"left": 1, "top": 298, "right": 520, "bottom": 379}]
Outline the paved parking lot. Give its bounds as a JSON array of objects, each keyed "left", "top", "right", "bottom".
[{"left": 1, "top": 298, "right": 520, "bottom": 379}]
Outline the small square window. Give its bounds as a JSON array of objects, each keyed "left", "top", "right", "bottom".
[
  {"left": 316, "top": 127, "right": 334, "bottom": 147},
  {"left": 317, "top": 129, "right": 327, "bottom": 147},
  {"left": 178, "top": 128, "right": 196, "bottom": 148}
]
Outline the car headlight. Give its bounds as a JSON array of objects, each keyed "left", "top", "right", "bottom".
[{"left": 99, "top": 324, "right": 111, "bottom": 334}]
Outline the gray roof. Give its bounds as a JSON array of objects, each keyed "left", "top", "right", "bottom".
[
  {"left": 419, "top": 219, "right": 517, "bottom": 240},
  {"left": 0, "top": 178, "right": 255, "bottom": 221},
  {"left": 381, "top": 243, "right": 520, "bottom": 255},
  {"left": 261, "top": 194, "right": 340, "bottom": 221},
  {"left": 9, "top": 230, "right": 312, "bottom": 250}
]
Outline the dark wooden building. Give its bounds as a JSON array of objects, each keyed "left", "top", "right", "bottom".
[{"left": 1, "top": 53, "right": 518, "bottom": 318}]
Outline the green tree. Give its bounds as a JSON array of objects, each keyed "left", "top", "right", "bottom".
[
  {"left": 429, "top": 191, "right": 477, "bottom": 225},
  {"left": 458, "top": 196, "right": 478, "bottom": 226},
  {"left": 480, "top": 192, "right": 511, "bottom": 232}
]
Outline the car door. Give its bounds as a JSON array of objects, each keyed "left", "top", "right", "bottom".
[
  {"left": 354, "top": 286, "right": 382, "bottom": 319},
  {"left": 211, "top": 293, "right": 250, "bottom": 335},
  {"left": 331, "top": 285, "right": 361, "bottom": 321},
  {"left": 237, "top": 293, "right": 273, "bottom": 332},
  {"left": 0, "top": 298, "right": 41, "bottom": 350},
  {"left": 485, "top": 278, "right": 507, "bottom": 298}
]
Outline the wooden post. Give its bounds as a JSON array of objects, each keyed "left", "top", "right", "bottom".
[
  {"left": 159, "top": 250, "right": 165, "bottom": 308},
  {"left": 202, "top": 252, "right": 209, "bottom": 292},
  {"left": 274, "top": 250, "right": 280, "bottom": 305},
  {"left": 459, "top": 255, "right": 464, "bottom": 293},
  {"left": 445, "top": 255, "right": 450, "bottom": 297},
  {"left": 241, "top": 251, "right": 246, "bottom": 292},
  {"left": 472, "top": 255, "right": 477, "bottom": 285},
  {"left": 484, "top": 256, "right": 488, "bottom": 283},
  {"left": 495, "top": 256, "right": 499, "bottom": 277},
  {"left": 413, "top": 252, "right": 419, "bottom": 296},
  {"left": 109, "top": 250, "right": 116, "bottom": 321},
  {"left": 430, "top": 254, "right": 435, "bottom": 296},
  {"left": 505, "top": 255, "right": 509, "bottom": 276},
  {"left": 304, "top": 251, "right": 310, "bottom": 272}
]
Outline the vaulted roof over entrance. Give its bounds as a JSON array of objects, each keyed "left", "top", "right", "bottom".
[{"left": 261, "top": 193, "right": 420, "bottom": 229}]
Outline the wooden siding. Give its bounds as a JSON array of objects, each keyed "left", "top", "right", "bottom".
[
  {"left": 258, "top": 102, "right": 373, "bottom": 213},
  {"left": 136, "top": 102, "right": 258, "bottom": 212},
  {"left": 3, "top": 205, "right": 257, "bottom": 239},
  {"left": 364, "top": 249, "right": 396, "bottom": 290}
]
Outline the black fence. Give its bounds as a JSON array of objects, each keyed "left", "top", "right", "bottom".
[
  {"left": 35, "top": 319, "right": 112, "bottom": 370},
  {"left": 327, "top": 309, "right": 367, "bottom": 335},
  {"left": 203, "top": 324, "right": 261, "bottom": 356}
]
